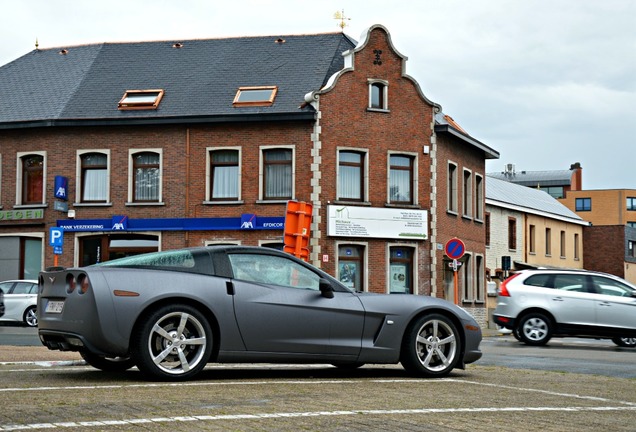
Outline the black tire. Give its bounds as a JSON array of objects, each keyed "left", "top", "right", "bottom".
[
  {"left": 517, "top": 312, "right": 552, "bottom": 346},
  {"left": 512, "top": 327, "right": 521, "bottom": 341},
  {"left": 24, "top": 306, "right": 37, "bottom": 327},
  {"left": 400, "top": 313, "right": 461, "bottom": 378},
  {"left": 132, "top": 304, "right": 213, "bottom": 380},
  {"left": 80, "top": 351, "right": 136, "bottom": 372},
  {"left": 612, "top": 337, "right": 636, "bottom": 348}
]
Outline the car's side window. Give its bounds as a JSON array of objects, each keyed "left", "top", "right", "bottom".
[
  {"left": 590, "top": 276, "right": 634, "bottom": 297},
  {"left": 229, "top": 253, "right": 320, "bottom": 290},
  {"left": 524, "top": 274, "right": 553, "bottom": 288},
  {"left": 12, "top": 283, "right": 33, "bottom": 294},
  {"left": 553, "top": 274, "right": 586, "bottom": 292}
]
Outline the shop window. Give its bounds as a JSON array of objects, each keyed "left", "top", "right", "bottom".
[
  {"left": 338, "top": 244, "right": 364, "bottom": 291},
  {"left": 337, "top": 150, "right": 366, "bottom": 201},
  {"left": 79, "top": 234, "right": 159, "bottom": 266},
  {"left": 261, "top": 147, "right": 293, "bottom": 200},
  {"left": 389, "top": 154, "right": 414, "bottom": 204},
  {"left": 208, "top": 148, "right": 240, "bottom": 201},
  {"left": 389, "top": 246, "right": 413, "bottom": 294},
  {"left": 78, "top": 151, "right": 109, "bottom": 203}
]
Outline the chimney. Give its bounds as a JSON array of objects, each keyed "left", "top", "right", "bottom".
[{"left": 570, "top": 162, "right": 582, "bottom": 191}]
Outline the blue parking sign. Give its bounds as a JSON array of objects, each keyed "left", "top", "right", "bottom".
[{"left": 49, "top": 227, "right": 64, "bottom": 247}]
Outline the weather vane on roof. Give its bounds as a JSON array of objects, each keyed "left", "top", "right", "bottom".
[{"left": 333, "top": 10, "right": 351, "bottom": 31}]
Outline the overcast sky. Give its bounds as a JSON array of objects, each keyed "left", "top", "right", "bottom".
[{"left": 1, "top": 0, "right": 634, "bottom": 190}]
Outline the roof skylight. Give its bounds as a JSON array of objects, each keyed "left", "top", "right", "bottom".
[
  {"left": 233, "top": 86, "right": 278, "bottom": 107},
  {"left": 118, "top": 89, "right": 164, "bottom": 110}
]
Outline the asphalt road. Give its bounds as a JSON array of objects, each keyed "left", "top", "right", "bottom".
[{"left": 1, "top": 324, "right": 635, "bottom": 431}]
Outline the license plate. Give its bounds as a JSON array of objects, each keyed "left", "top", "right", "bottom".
[{"left": 45, "top": 300, "right": 65, "bottom": 314}]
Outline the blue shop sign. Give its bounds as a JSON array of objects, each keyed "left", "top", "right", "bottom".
[{"left": 57, "top": 214, "right": 285, "bottom": 232}]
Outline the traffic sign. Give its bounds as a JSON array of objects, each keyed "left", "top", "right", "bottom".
[
  {"left": 49, "top": 227, "right": 64, "bottom": 247},
  {"left": 445, "top": 238, "right": 465, "bottom": 260}
]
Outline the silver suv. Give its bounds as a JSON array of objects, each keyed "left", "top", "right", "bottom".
[{"left": 493, "top": 269, "right": 636, "bottom": 347}]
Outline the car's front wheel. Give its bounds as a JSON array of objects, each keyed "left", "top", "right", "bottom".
[
  {"left": 132, "top": 304, "right": 213, "bottom": 380},
  {"left": 517, "top": 312, "right": 552, "bottom": 346},
  {"left": 80, "top": 351, "right": 136, "bottom": 372},
  {"left": 612, "top": 337, "right": 636, "bottom": 348},
  {"left": 400, "top": 314, "right": 460, "bottom": 378},
  {"left": 24, "top": 306, "right": 37, "bottom": 327}
]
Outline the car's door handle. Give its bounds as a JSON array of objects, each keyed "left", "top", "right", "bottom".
[
  {"left": 598, "top": 302, "right": 611, "bottom": 307},
  {"left": 552, "top": 297, "right": 564, "bottom": 301}
]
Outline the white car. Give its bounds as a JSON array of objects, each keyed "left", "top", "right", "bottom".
[{"left": 0, "top": 280, "right": 38, "bottom": 327}]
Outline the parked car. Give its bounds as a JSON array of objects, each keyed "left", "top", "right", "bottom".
[
  {"left": 38, "top": 245, "right": 482, "bottom": 380},
  {"left": 0, "top": 287, "right": 4, "bottom": 318},
  {"left": 0, "top": 280, "right": 38, "bottom": 327},
  {"left": 493, "top": 269, "right": 636, "bottom": 347}
]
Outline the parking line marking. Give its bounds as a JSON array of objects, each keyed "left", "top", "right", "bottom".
[{"left": 1, "top": 406, "right": 636, "bottom": 430}]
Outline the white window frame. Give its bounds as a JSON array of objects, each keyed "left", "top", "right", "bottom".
[
  {"left": 463, "top": 168, "right": 473, "bottom": 218},
  {"left": 387, "top": 151, "right": 418, "bottom": 205},
  {"left": 258, "top": 145, "right": 295, "bottom": 202},
  {"left": 447, "top": 161, "right": 458, "bottom": 214},
  {"left": 127, "top": 148, "right": 163, "bottom": 205},
  {"left": 75, "top": 149, "right": 111, "bottom": 205},
  {"left": 475, "top": 173, "right": 484, "bottom": 221},
  {"left": 336, "top": 147, "right": 369, "bottom": 203},
  {"left": 205, "top": 146, "right": 242, "bottom": 203},
  {"left": 462, "top": 252, "right": 473, "bottom": 302},
  {"left": 367, "top": 78, "right": 389, "bottom": 111},
  {"left": 16, "top": 151, "right": 47, "bottom": 207}
]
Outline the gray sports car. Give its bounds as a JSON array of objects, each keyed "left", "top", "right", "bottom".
[{"left": 38, "top": 245, "right": 482, "bottom": 380}]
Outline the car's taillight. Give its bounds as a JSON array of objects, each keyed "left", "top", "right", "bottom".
[
  {"left": 498, "top": 272, "right": 521, "bottom": 297},
  {"left": 66, "top": 273, "right": 76, "bottom": 293},
  {"left": 77, "top": 273, "right": 90, "bottom": 294}
]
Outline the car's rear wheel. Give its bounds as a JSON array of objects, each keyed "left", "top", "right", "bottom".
[
  {"left": 132, "top": 304, "right": 213, "bottom": 380},
  {"left": 400, "top": 313, "right": 460, "bottom": 378},
  {"left": 517, "top": 312, "right": 552, "bottom": 346},
  {"left": 612, "top": 337, "right": 636, "bottom": 348},
  {"left": 80, "top": 351, "right": 136, "bottom": 372},
  {"left": 23, "top": 306, "right": 37, "bottom": 327}
]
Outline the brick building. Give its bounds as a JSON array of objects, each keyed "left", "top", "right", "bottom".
[{"left": 0, "top": 25, "right": 498, "bottom": 319}]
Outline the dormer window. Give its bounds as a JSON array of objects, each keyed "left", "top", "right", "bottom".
[
  {"left": 118, "top": 89, "right": 164, "bottom": 110},
  {"left": 368, "top": 79, "right": 388, "bottom": 111},
  {"left": 233, "top": 86, "right": 278, "bottom": 107}
]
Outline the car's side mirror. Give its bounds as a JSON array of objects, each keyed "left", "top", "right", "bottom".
[{"left": 319, "top": 278, "right": 334, "bottom": 299}]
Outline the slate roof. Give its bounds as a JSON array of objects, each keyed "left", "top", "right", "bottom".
[
  {"left": 487, "top": 169, "right": 573, "bottom": 187},
  {"left": 486, "top": 176, "right": 588, "bottom": 225},
  {"left": 0, "top": 33, "right": 357, "bottom": 128}
]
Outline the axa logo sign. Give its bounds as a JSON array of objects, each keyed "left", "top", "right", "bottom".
[
  {"left": 240, "top": 213, "right": 256, "bottom": 229},
  {"left": 112, "top": 215, "right": 128, "bottom": 231},
  {"left": 54, "top": 176, "right": 68, "bottom": 201}
]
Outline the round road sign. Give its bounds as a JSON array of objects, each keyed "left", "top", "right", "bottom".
[{"left": 445, "top": 238, "right": 465, "bottom": 260}]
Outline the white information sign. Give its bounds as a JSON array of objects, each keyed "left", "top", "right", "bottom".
[{"left": 327, "top": 205, "right": 428, "bottom": 240}]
